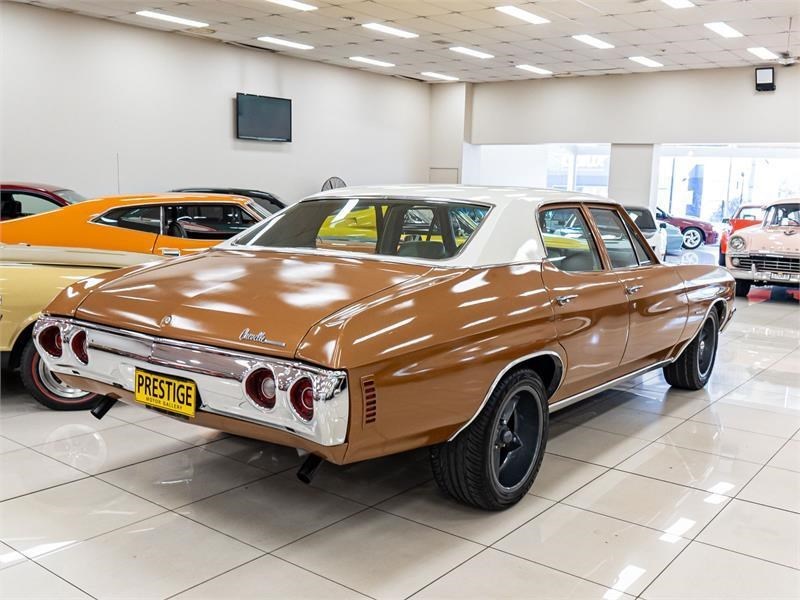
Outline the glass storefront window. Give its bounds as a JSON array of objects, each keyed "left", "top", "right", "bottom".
[{"left": 655, "top": 144, "right": 800, "bottom": 222}]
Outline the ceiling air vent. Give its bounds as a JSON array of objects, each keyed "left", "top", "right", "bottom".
[{"left": 361, "top": 376, "right": 377, "bottom": 425}]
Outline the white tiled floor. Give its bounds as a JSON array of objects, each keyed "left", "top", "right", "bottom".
[{"left": 0, "top": 287, "right": 799, "bottom": 599}]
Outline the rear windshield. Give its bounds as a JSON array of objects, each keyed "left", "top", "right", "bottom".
[
  {"left": 235, "top": 198, "right": 489, "bottom": 260},
  {"left": 626, "top": 208, "right": 656, "bottom": 231}
]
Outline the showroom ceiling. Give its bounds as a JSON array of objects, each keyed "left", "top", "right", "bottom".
[{"left": 18, "top": 0, "right": 800, "bottom": 82}]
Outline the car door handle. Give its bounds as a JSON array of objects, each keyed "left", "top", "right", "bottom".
[
  {"left": 625, "top": 285, "right": 644, "bottom": 295},
  {"left": 160, "top": 248, "right": 181, "bottom": 257},
  {"left": 555, "top": 294, "right": 578, "bottom": 306}
]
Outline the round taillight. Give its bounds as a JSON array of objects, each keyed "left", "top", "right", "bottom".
[
  {"left": 71, "top": 330, "right": 89, "bottom": 364},
  {"left": 39, "top": 325, "right": 63, "bottom": 358},
  {"left": 290, "top": 377, "right": 314, "bottom": 421},
  {"left": 244, "top": 368, "right": 276, "bottom": 410}
]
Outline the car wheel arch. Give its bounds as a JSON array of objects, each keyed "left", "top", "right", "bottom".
[
  {"left": 8, "top": 320, "right": 37, "bottom": 370},
  {"left": 448, "top": 349, "right": 564, "bottom": 442}
]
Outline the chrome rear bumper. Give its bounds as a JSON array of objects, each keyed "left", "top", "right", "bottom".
[{"left": 33, "top": 317, "right": 349, "bottom": 447}]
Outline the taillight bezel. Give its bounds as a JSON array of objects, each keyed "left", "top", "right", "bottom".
[
  {"left": 71, "top": 330, "right": 89, "bottom": 364},
  {"left": 289, "top": 377, "right": 315, "bottom": 422},
  {"left": 38, "top": 325, "right": 63, "bottom": 358},
  {"left": 244, "top": 367, "right": 277, "bottom": 410}
]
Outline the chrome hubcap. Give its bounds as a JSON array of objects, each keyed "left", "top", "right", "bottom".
[{"left": 37, "top": 359, "right": 90, "bottom": 399}]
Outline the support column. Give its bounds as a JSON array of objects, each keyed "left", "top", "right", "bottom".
[
  {"left": 428, "top": 82, "right": 469, "bottom": 183},
  {"left": 608, "top": 143, "right": 658, "bottom": 209}
]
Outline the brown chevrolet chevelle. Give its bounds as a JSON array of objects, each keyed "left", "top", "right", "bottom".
[{"left": 35, "top": 185, "right": 735, "bottom": 509}]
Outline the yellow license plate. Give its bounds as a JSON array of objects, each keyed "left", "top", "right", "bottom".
[{"left": 134, "top": 369, "right": 197, "bottom": 417}]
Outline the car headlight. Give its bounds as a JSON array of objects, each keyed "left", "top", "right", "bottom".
[{"left": 729, "top": 236, "right": 746, "bottom": 251}]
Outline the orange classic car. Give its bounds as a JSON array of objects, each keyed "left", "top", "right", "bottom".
[
  {"left": 0, "top": 193, "right": 269, "bottom": 256},
  {"left": 35, "top": 185, "right": 735, "bottom": 510}
]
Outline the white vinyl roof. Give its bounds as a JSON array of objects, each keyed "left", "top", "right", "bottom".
[{"left": 228, "top": 184, "right": 618, "bottom": 268}]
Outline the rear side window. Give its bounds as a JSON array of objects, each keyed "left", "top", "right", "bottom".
[
  {"left": 626, "top": 208, "right": 656, "bottom": 232},
  {"left": 589, "top": 208, "right": 639, "bottom": 269},
  {"left": 538, "top": 207, "right": 602, "bottom": 272},
  {"left": 163, "top": 204, "right": 256, "bottom": 240},
  {"left": 2, "top": 192, "right": 61, "bottom": 218},
  {"left": 94, "top": 205, "right": 161, "bottom": 233}
]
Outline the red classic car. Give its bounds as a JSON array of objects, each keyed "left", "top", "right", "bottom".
[
  {"left": 656, "top": 206, "right": 719, "bottom": 250},
  {"left": 0, "top": 182, "right": 87, "bottom": 220}
]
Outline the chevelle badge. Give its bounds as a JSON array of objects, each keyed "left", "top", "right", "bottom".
[{"left": 239, "top": 327, "right": 287, "bottom": 348}]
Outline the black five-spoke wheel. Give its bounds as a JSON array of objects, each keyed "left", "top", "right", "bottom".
[{"left": 430, "top": 368, "right": 548, "bottom": 510}]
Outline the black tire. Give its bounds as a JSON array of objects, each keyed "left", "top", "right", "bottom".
[
  {"left": 19, "top": 339, "right": 100, "bottom": 411},
  {"left": 430, "top": 368, "right": 548, "bottom": 510},
  {"left": 735, "top": 279, "right": 751, "bottom": 298},
  {"left": 718, "top": 252, "right": 726, "bottom": 267},
  {"left": 682, "top": 227, "right": 705, "bottom": 250},
  {"left": 664, "top": 309, "right": 719, "bottom": 391}
]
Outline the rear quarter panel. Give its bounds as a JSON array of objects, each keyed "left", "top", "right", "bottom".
[
  {"left": 298, "top": 264, "right": 561, "bottom": 462},
  {"left": 0, "top": 263, "right": 110, "bottom": 351},
  {"left": 670, "top": 265, "right": 734, "bottom": 353}
]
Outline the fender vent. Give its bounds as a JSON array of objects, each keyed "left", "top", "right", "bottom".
[{"left": 361, "top": 376, "right": 377, "bottom": 425}]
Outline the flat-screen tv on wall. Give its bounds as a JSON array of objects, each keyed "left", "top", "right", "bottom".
[{"left": 236, "top": 93, "right": 292, "bottom": 142}]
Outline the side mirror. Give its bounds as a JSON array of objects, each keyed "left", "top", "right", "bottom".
[
  {"left": 659, "top": 222, "right": 667, "bottom": 230},
  {"left": 722, "top": 218, "right": 730, "bottom": 224}
]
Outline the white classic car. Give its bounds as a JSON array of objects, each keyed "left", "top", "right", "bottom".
[{"left": 726, "top": 198, "right": 800, "bottom": 297}]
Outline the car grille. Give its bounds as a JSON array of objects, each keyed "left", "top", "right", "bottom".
[{"left": 738, "top": 255, "right": 800, "bottom": 274}]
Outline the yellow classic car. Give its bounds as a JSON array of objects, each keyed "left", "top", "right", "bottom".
[{"left": 0, "top": 244, "right": 161, "bottom": 409}]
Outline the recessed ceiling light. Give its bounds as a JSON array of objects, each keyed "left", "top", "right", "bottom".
[
  {"left": 704, "top": 21, "right": 743, "bottom": 38},
  {"left": 660, "top": 0, "right": 695, "bottom": 8},
  {"left": 629, "top": 56, "right": 664, "bottom": 68},
  {"left": 421, "top": 71, "right": 459, "bottom": 81},
  {"left": 516, "top": 64, "right": 553, "bottom": 75},
  {"left": 350, "top": 56, "right": 395, "bottom": 67},
  {"left": 263, "top": 0, "right": 317, "bottom": 11},
  {"left": 572, "top": 34, "right": 615, "bottom": 49},
  {"left": 135, "top": 10, "right": 208, "bottom": 28},
  {"left": 495, "top": 5, "right": 550, "bottom": 25},
  {"left": 257, "top": 35, "right": 313, "bottom": 50},
  {"left": 748, "top": 47, "right": 779, "bottom": 60},
  {"left": 450, "top": 46, "right": 494, "bottom": 59},
  {"left": 362, "top": 22, "right": 418, "bottom": 39}
]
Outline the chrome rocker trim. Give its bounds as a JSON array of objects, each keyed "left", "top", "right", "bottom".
[
  {"left": 33, "top": 317, "right": 349, "bottom": 447},
  {"left": 450, "top": 297, "right": 731, "bottom": 441}
]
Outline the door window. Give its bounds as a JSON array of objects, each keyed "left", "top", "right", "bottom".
[
  {"left": 589, "top": 208, "right": 639, "bottom": 269},
  {"left": 163, "top": 204, "right": 256, "bottom": 240},
  {"left": 94, "top": 205, "right": 162, "bottom": 233},
  {"left": 6, "top": 192, "right": 61, "bottom": 217},
  {"left": 538, "top": 207, "right": 602, "bottom": 272}
]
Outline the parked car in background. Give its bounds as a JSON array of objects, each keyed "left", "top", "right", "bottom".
[
  {"left": 35, "top": 185, "right": 734, "bottom": 510},
  {"left": 719, "top": 203, "right": 766, "bottom": 266},
  {"left": 1, "top": 244, "right": 160, "bottom": 409},
  {"left": 626, "top": 206, "right": 666, "bottom": 260},
  {"left": 726, "top": 198, "right": 800, "bottom": 297},
  {"left": 1, "top": 182, "right": 87, "bottom": 220},
  {"left": 656, "top": 206, "right": 719, "bottom": 250},
  {"left": 0, "top": 193, "right": 267, "bottom": 256},
  {"left": 660, "top": 220, "right": 684, "bottom": 256},
  {"left": 172, "top": 187, "right": 285, "bottom": 214}
]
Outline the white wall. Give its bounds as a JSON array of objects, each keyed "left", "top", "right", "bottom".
[
  {"left": 470, "top": 67, "right": 800, "bottom": 145},
  {"left": 462, "top": 145, "right": 550, "bottom": 187},
  {"left": 0, "top": 3, "right": 431, "bottom": 202},
  {"left": 608, "top": 144, "right": 658, "bottom": 208}
]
